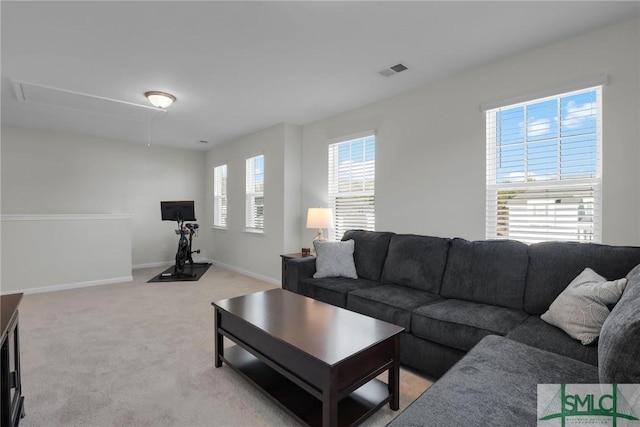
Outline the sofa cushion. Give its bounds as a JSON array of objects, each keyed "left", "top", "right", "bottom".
[
  {"left": 507, "top": 315, "right": 598, "bottom": 366},
  {"left": 346, "top": 284, "right": 441, "bottom": 331},
  {"left": 380, "top": 234, "right": 450, "bottom": 293},
  {"left": 341, "top": 230, "right": 394, "bottom": 282},
  {"left": 297, "top": 277, "right": 380, "bottom": 308},
  {"left": 525, "top": 241, "right": 640, "bottom": 315},
  {"left": 540, "top": 268, "right": 627, "bottom": 345},
  {"left": 440, "top": 238, "right": 528, "bottom": 309},
  {"left": 411, "top": 299, "right": 528, "bottom": 351},
  {"left": 312, "top": 239, "right": 357, "bottom": 279},
  {"left": 400, "top": 332, "right": 465, "bottom": 379},
  {"left": 387, "top": 336, "right": 599, "bottom": 427},
  {"left": 599, "top": 263, "right": 640, "bottom": 383}
]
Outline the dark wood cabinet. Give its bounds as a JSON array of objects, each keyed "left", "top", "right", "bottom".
[
  {"left": 1, "top": 293, "right": 25, "bottom": 427},
  {"left": 280, "top": 253, "right": 314, "bottom": 290}
]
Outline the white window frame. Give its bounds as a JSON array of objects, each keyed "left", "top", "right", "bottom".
[
  {"left": 245, "top": 154, "right": 264, "bottom": 232},
  {"left": 213, "top": 164, "right": 227, "bottom": 229},
  {"left": 485, "top": 86, "right": 602, "bottom": 244},
  {"left": 328, "top": 132, "right": 375, "bottom": 241}
]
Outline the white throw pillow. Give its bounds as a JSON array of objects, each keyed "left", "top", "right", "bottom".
[
  {"left": 541, "top": 268, "right": 627, "bottom": 345},
  {"left": 313, "top": 239, "right": 358, "bottom": 279}
]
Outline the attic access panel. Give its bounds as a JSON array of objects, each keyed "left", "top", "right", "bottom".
[{"left": 12, "top": 80, "right": 166, "bottom": 122}]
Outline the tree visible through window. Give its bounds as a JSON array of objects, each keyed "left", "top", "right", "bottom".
[
  {"left": 213, "top": 164, "right": 227, "bottom": 228},
  {"left": 328, "top": 134, "right": 375, "bottom": 241},
  {"left": 246, "top": 155, "right": 264, "bottom": 231},
  {"left": 486, "top": 86, "right": 602, "bottom": 243}
]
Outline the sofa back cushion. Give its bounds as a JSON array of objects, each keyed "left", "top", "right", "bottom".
[
  {"left": 381, "top": 234, "right": 450, "bottom": 293},
  {"left": 341, "top": 230, "right": 394, "bottom": 282},
  {"left": 599, "top": 263, "right": 640, "bottom": 383},
  {"left": 440, "top": 238, "right": 529, "bottom": 309},
  {"left": 524, "top": 242, "right": 640, "bottom": 315}
]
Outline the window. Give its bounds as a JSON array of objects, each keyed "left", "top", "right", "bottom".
[
  {"left": 213, "top": 164, "right": 227, "bottom": 228},
  {"left": 486, "top": 86, "right": 602, "bottom": 243},
  {"left": 245, "top": 155, "right": 264, "bottom": 231},
  {"left": 328, "top": 133, "right": 375, "bottom": 241}
]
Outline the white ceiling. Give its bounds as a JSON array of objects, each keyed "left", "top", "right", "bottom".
[{"left": 2, "top": 1, "right": 639, "bottom": 151}]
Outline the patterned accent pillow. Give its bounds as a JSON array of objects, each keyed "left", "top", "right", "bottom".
[
  {"left": 541, "top": 268, "right": 627, "bottom": 345},
  {"left": 313, "top": 239, "right": 358, "bottom": 279}
]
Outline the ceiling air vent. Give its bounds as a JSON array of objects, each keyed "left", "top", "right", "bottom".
[{"left": 379, "top": 63, "right": 408, "bottom": 77}]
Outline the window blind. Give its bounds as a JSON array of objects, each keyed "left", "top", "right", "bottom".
[
  {"left": 486, "top": 86, "right": 602, "bottom": 243},
  {"left": 245, "top": 155, "right": 264, "bottom": 231},
  {"left": 328, "top": 134, "right": 375, "bottom": 241},
  {"left": 213, "top": 164, "right": 227, "bottom": 228}
]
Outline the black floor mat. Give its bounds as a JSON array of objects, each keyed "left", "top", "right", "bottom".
[{"left": 147, "top": 263, "right": 212, "bottom": 283}]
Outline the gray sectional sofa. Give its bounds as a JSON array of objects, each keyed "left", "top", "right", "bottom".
[{"left": 287, "top": 230, "right": 640, "bottom": 425}]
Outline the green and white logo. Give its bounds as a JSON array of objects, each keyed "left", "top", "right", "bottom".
[{"left": 538, "top": 384, "right": 640, "bottom": 426}]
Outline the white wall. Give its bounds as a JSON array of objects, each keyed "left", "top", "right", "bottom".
[
  {"left": 204, "top": 123, "right": 302, "bottom": 283},
  {"left": 1, "top": 214, "right": 133, "bottom": 293},
  {"left": 283, "top": 124, "right": 303, "bottom": 251},
  {"left": 0, "top": 127, "right": 207, "bottom": 271},
  {"left": 301, "top": 17, "right": 640, "bottom": 246}
]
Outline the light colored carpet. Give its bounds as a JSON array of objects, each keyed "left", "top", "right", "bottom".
[{"left": 17, "top": 265, "right": 431, "bottom": 427}]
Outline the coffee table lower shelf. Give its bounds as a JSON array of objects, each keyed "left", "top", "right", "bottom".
[{"left": 221, "top": 345, "right": 391, "bottom": 427}]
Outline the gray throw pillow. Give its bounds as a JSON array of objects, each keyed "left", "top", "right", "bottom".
[
  {"left": 313, "top": 239, "right": 358, "bottom": 279},
  {"left": 541, "top": 268, "right": 627, "bottom": 345},
  {"left": 599, "top": 263, "right": 640, "bottom": 383}
]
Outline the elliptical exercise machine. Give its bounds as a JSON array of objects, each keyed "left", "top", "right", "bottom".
[{"left": 160, "top": 201, "right": 207, "bottom": 279}]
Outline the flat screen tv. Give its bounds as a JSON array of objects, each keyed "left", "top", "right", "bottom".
[{"left": 160, "top": 201, "right": 196, "bottom": 222}]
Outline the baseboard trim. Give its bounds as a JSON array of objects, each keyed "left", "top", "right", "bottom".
[
  {"left": 210, "top": 260, "right": 280, "bottom": 286},
  {"left": 1, "top": 260, "right": 278, "bottom": 295},
  {"left": 132, "top": 261, "right": 174, "bottom": 270},
  {"left": 1, "top": 276, "right": 134, "bottom": 295},
  {"left": 132, "top": 258, "right": 211, "bottom": 270}
]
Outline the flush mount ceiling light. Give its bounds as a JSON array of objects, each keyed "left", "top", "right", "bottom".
[{"left": 144, "top": 91, "right": 176, "bottom": 109}]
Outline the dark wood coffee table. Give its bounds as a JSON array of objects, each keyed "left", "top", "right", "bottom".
[{"left": 212, "top": 289, "right": 404, "bottom": 427}]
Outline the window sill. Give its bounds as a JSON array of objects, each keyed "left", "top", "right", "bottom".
[{"left": 244, "top": 228, "right": 264, "bottom": 236}]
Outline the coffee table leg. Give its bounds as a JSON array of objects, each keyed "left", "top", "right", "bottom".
[
  {"left": 389, "top": 335, "right": 400, "bottom": 410},
  {"left": 322, "top": 372, "right": 338, "bottom": 427},
  {"left": 214, "top": 307, "right": 223, "bottom": 368}
]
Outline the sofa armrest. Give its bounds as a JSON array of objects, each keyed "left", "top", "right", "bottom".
[{"left": 286, "top": 257, "right": 316, "bottom": 293}]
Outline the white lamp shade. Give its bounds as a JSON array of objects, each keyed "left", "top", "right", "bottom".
[{"left": 306, "top": 208, "right": 333, "bottom": 229}]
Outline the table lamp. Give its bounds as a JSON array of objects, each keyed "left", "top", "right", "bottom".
[{"left": 306, "top": 208, "right": 334, "bottom": 244}]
